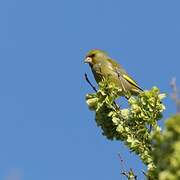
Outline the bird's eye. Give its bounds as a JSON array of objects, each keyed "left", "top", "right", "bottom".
[{"left": 89, "top": 53, "right": 95, "bottom": 58}]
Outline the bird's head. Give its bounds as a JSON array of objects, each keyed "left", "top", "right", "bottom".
[{"left": 84, "top": 49, "right": 108, "bottom": 65}]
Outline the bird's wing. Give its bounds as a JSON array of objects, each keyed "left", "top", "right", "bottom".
[
  {"left": 122, "top": 74, "right": 143, "bottom": 91},
  {"left": 107, "top": 58, "right": 143, "bottom": 91}
]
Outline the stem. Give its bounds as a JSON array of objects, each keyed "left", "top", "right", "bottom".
[{"left": 84, "top": 73, "right": 97, "bottom": 92}]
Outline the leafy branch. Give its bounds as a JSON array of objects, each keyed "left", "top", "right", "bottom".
[{"left": 85, "top": 78, "right": 166, "bottom": 179}]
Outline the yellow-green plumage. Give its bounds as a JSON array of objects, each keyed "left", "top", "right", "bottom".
[{"left": 84, "top": 49, "right": 143, "bottom": 97}]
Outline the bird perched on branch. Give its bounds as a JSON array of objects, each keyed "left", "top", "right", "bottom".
[{"left": 84, "top": 49, "right": 143, "bottom": 98}]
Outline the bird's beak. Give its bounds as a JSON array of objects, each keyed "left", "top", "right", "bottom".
[{"left": 84, "top": 57, "right": 92, "bottom": 64}]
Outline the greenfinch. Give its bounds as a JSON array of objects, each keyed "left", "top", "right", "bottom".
[{"left": 84, "top": 49, "right": 143, "bottom": 98}]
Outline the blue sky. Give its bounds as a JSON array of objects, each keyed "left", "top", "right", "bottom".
[{"left": 0, "top": 0, "right": 180, "bottom": 179}]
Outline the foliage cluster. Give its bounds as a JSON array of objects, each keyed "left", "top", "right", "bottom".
[{"left": 86, "top": 79, "right": 167, "bottom": 179}]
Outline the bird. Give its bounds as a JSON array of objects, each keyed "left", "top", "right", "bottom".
[{"left": 84, "top": 49, "right": 143, "bottom": 98}]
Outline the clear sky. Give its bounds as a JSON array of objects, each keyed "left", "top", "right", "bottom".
[{"left": 0, "top": 0, "right": 180, "bottom": 179}]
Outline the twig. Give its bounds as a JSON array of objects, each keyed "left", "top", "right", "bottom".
[
  {"left": 118, "top": 154, "right": 137, "bottom": 179},
  {"left": 84, "top": 73, "right": 97, "bottom": 92},
  {"left": 170, "top": 77, "right": 180, "bottom": 113},
  {"left": 84, "top": 73, "right": 120, "bottom": 112},
  {"left": 118, "top": 153, "right": 126, "bottom": 175},
  {"left": 142, "top": 170, "right": 153, "bottom": 180}
]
